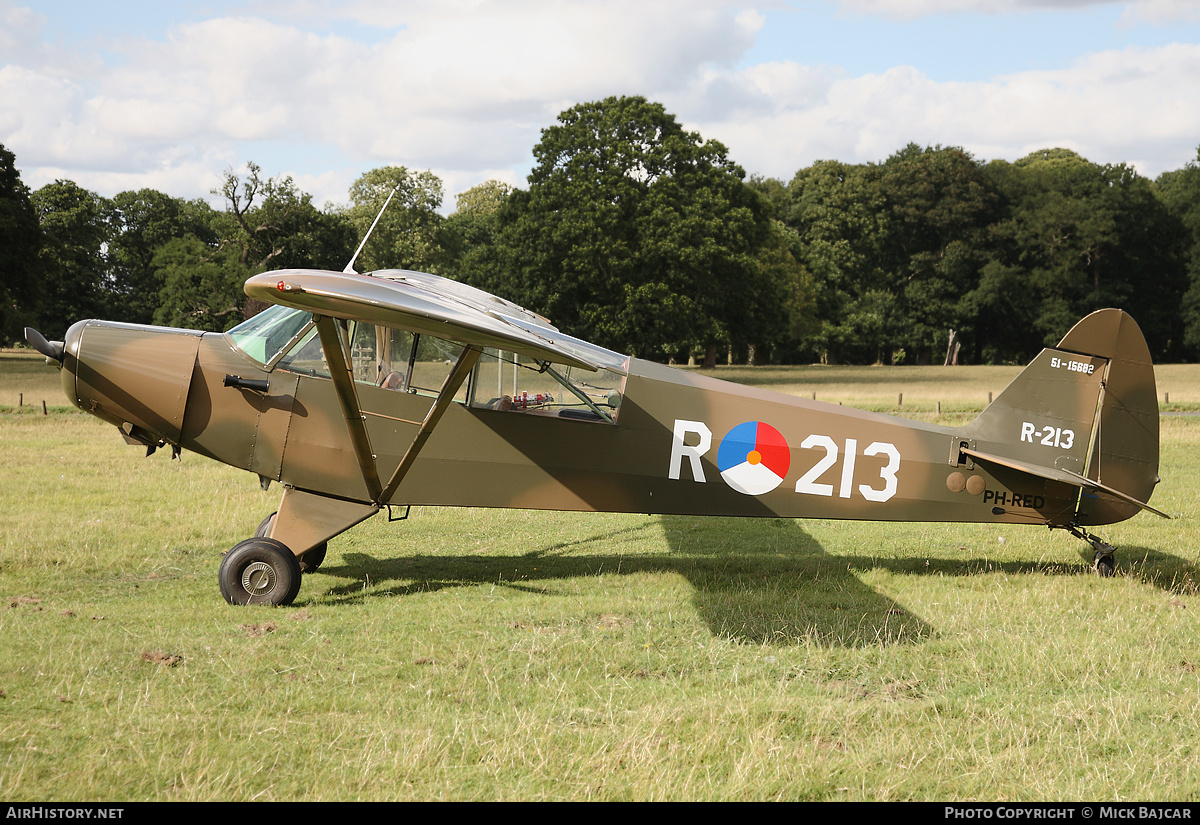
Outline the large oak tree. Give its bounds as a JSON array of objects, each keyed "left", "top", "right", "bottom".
[{"left": 461, "top": 96, "right": 784, "bottom": 360}]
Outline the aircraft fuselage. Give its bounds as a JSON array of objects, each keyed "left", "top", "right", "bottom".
[{"left": 61, "top": 318, "right": 1088, "bottom": 530}]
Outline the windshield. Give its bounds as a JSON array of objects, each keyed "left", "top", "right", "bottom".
[{"left": 226, "top": 305, "right": 314, "bottom": 366}]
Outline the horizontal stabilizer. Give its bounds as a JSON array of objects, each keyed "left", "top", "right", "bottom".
[{"left": 962, "top": 447, "right": 1170, "bottom": 520}]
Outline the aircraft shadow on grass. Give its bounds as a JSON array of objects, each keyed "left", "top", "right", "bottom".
[{"left": 312, "top": 517, "right": 1197, "bottom": 648}]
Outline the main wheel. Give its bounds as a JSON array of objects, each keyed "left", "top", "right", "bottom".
[
  {"left": 1095, "top": 554, "right": 1116, "bottom": 577},
  {"left": 219, "top": 537, "right": 303, "bottom": 606},
  {"left": 254, "top": 512, "right": 326, "bottom": 573}
]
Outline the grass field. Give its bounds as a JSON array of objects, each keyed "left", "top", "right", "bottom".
[{"left": 2, "top": 349, "right": 1199, "bottom": 800}]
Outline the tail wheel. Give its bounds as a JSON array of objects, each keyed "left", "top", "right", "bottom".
[
  {"left": 219, "top": 537, "right": 303, "bottom": 606},
  {"left": 254, "top": 511, "right": 327, "bottom": 573},
  {"left": 1064, "top": 525, "right": 1118, "bottom": 578}
]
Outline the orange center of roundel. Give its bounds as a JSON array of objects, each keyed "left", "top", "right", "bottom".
[{"left": 747, "top": 450, "right": 761, "bottom": 465}]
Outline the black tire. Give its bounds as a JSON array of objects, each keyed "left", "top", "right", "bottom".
[
  {"left": 1095, "top": 556, "right": 1116, "bottom": 577},
  {"left": 254, "top": 512, "right": 276, "bottom": 538},
  {"left": 298, "top": 542, "right": 327, "bottom": 574},
  {"left": 219, "top": 537, "right": 303, "bottom": 606}
]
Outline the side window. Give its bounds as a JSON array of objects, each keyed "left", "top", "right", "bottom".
[
  {"left": 348, "top": 321, "right": 415, "bottom": 388},
  {"left": 410, "top": 334, "right": 467, "bottom": 396},
  {"left": 468, "top": 348, "right": 624, "bottom": 423},
  {"left": 348, "top": 321, "right": 467, "bottom": 401},
  {"left": 270, "top": 319, "right": 623, "bottom": 420}
]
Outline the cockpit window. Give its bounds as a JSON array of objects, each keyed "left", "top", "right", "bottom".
[
  {"left": 254, "top": 313, "right": 624, "bottom": 421},
  {"left": 226, "top": 305, "right": 314, "bottom": 366},
  {"left": 275, "top": 325, "right": 327, "bottom": 377},
  {"left": 348, "top": 320, "right": 414, "bottom": 387}
]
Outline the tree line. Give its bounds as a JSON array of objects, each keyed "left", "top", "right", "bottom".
[{"left": 3, "top": 95, "right": 1200, "bottom": 365}]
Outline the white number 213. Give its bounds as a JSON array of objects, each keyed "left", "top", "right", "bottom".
[{"left": 795, "top": 436, "right": 900, "bottom": 502}]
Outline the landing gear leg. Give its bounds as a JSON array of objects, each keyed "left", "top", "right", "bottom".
[
  {"left": 1064, "top": 525, "right": 1116, "bottom": 577},
  {"left": 255, "top": 511, "right": 327, "bottom": 573}
]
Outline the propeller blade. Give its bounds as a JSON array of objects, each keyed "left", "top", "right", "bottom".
[{"left": 25, "top": 327, "right": 64, "bottom": 362}]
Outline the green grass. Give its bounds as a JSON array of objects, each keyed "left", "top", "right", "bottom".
[{"left": 2, "top": 359, "right": 1200, "bottom": 800}]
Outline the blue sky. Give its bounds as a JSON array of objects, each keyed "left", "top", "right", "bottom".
[
  {"left": 4, "top": 1, "right": 1200, "bottom": 210},
  {"left": 753, "top": 2, "right": 1199, "bottom": 80}
]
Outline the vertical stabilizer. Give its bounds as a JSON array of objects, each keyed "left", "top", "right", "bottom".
[{"left": 963, "top": 309, "right": 1160, "bottom": 525}]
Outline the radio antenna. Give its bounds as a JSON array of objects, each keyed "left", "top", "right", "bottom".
[{"left": 343, "top": 184, "right": 400, "bottom": 274}]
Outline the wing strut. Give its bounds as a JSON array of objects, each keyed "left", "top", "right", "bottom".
[
  {"left": 315, "top": 315, "right": 384, "bottom": 501},
  {"left": 314, "top": 314, "right": 481, "bottom": 506},
  {"left": 376, "top": 344, "right": 481, "bottom": 505}
]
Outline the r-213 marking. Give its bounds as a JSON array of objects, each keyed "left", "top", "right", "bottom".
[{"left": 1020, "top": 422, "right": 1075, "bottom": 449}]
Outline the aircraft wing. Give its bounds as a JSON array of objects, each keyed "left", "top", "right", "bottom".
[
  {"left": 961, "top": 447, "right": 1170, "bottom": 519},
  {"left": 244, "top": 268, "right": 605, "bottom": 372}
]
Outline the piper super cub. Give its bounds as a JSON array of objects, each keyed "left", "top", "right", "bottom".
[{"left": 26, "top": 266, "right": 1167, "bottom": 605}]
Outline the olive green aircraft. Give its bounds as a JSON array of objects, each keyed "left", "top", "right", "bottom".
[{"left": 26, "top": 267, "right": 1167, "bottom": 606}]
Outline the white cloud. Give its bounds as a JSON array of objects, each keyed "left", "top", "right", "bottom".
[
  {"left": 2, "top": 1, "right": 764, "bottom": 202},
  {"left": 681, "top": 41, "right": 1200, "bottom": 180},
  {"left": 3, "top": 0, "right": 1200, "bottom": 206},
  {"left": 1120, "top": 0, "right": 1200, "bottom": 23},
  {"left": 23, "top": 155, "right": 233, "bottom": 202}
]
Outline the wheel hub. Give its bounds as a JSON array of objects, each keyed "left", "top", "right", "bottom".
[{"left": 241, "top": 560, "right": 277, "bottom": 595}]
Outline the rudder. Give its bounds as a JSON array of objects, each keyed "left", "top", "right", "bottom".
[{"left": 1058, "top": 309, "right": 1160, "bottom": 524}]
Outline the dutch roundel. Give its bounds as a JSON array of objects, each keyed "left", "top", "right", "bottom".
[{"left": 717, "top": 421, "right": 791, "bottom": 495}]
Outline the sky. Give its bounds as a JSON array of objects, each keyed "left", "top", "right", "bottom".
[{"left": 3, "top": 0, "right": 1200, "bottom": 212}]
